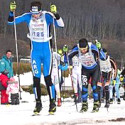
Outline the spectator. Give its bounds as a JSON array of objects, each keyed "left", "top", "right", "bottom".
[
  {"left": 6, "top": 77, "right": 19, "bottom": 105},
  {"left": 0, "top": 50, "right": 13, "bottom": 78},
  {"left": 0, "top": 70, "right": 9, "bottom": 104}
]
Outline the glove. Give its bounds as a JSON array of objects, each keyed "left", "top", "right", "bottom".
[
  {"left": 96, "top": 41, "right": 101, "bottom": 49},
  {"left": 68, "top": 65, "right": 72, "bottom": 69},
  {"left": 50, "top": 4, "right": 57, "bottom": 13},
  {"left": 2, "top": 70, "right": 9, "bottom": 75},
  {"left": 10, "top": 1, "right": 16, "bottom": 12}
]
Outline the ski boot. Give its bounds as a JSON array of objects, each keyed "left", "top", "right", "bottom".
[
  {"left": 123, "top": 93, "right": 125, "bottom": 100},
  {"left": 57, "top": 98, "right": 61, "bottom": 107},
  {"left": 49, "top": 99, "right": 56, "bottom": 115},
  {"left": 117, "top": 98, "right": 121, "bottom": 104},
  {"left": 123, "top": 96, "right": 125, "bottom": 101},
  {"left": 80, "top": 101, "right": 88, "bottom": 112},
  {"left": 33, "top": 100, "right": 42, "bottom": 114},
  {"left": 109, "top": 98, "right": 113, "bottom": 104},
  {"left": 92, "top": 101, "right": 99, "bottom": 112},
  {"left": 105, "top": 100, "right": 110, "bottom": 108}
]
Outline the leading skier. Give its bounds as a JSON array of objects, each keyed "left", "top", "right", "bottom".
[{"left": 8, "top": 1, "right": 64, "bottom": 114}]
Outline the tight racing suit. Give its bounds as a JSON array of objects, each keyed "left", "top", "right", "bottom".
[
  {"left": 8, "top": 11, "right": 64, "bottom": 102},
  {"left": 68, "top": 42, "right": 106, "bottom": 103}
]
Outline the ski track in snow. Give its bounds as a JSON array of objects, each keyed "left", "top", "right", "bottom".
[
  {"left": 0, "top": 92, "right": 125, "bottom": 125},
  {"left": 0, "top": 73, "right": 124, "bottom": 125}
]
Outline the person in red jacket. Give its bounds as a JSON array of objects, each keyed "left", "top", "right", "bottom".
[{"left": 0, "top": 70, "right": 9, "bottom": 104}]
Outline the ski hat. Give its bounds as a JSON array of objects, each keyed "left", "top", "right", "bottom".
[
  {"left": 30, "top": 1, "right": 42, "bottom": 14},
  {"left": 78, "top": 38, "right": 88, "bottom": 48}
]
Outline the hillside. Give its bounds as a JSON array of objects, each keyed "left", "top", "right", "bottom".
[{"left": 0, "top": 34, "right": 30, "bottom": 58}]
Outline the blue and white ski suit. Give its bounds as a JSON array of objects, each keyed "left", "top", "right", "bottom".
[
  {"left": 68, "top": 43, "right": 106, "bottom": 102},
  {"left": 8, "top": 11, "right": 64, "bottom": 100}
]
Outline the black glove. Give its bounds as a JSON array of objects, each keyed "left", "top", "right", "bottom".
[
  {"left": 54, "top": 13, "right": 60, "bottom": 20},
  {"left": 2, "top": 70, "right": 9, "bottom": 75}
]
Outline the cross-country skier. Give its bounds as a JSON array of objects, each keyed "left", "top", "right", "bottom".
[
  {"left": 68, "top": 38, "right": 106, "bottom": 112},
  {"left": 51, "top": 51, "right": 62, "bottom": 107},
  {"left": 8, "top": 1, "right": 64, "bottom": 114},
  {"left": 68, "top": 46, "right": 82, "bottom": 103},
  {"left": 110, "top": 69, "right": 121, "bottom": 104},
  {"left": 57, "top": 49, "right": 64, "bottom": 90},
  {"left": 97, "top": 48, "right": 112, "bottom": 108}
]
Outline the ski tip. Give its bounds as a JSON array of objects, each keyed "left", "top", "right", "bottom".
[
  {"left": 32, "top": 112, "right": 40, "bottom": 116},
  {"left": 49, "top": 112, "right": 55, "bottom": 115}
]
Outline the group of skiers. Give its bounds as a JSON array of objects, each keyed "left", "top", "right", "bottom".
[
  {"left": 55, "top": 39, "right": 125, "bottom": 113},
  {"left": 3, "top": 0, "right": 125, "bottom": 115}
]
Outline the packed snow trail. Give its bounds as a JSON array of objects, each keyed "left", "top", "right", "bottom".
[{"left": 0, "top": 91, "right": 125, "bottom": 125}]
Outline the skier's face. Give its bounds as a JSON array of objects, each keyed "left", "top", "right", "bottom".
[
  {"left": 32, "top": 12, "right": 41, "bottom": 19},
  {"left": 80, "top": 47, "right": 88, "bottom": 54}
]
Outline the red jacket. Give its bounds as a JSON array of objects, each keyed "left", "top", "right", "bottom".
[{"left": 0, "top": 74, "right": 9, "bottom": 88}]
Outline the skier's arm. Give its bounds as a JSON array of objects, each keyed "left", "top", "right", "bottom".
[
  {"left": 50, "top": 4, "right": 64, "bottom": 27},
  {"left": 110, "top": 58, "right": 117, "bottom": 78},
  {"left": 68, "top": 50, "right": 78, "bottom": 65},
  {"left": 91, "top": 44, "right": 100, "bottom": 62},
  {"left": 8, "top": 1, "right": 30, "bottom": 25},
  {"left": 8, "top": 12, "right": 31, "bottom": 25},
  {"left": 45, "top": 12, "right": 64, "bottom": 28},
  {"left": 99, "top": 49, "right": 106, "bottom": 60}
]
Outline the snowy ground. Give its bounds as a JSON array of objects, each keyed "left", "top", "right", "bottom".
[
  {"left": 0, "top": 72, "right": 125, "bottom": 125},
  {"left": 0, "top": 92, "right": 125, "bottom": 125}
]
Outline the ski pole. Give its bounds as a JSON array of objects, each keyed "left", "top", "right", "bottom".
[{"left": 13, "top": 11, "right": 22, "bottom": 100}]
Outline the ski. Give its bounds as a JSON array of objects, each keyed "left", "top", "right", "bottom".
[
  {"left": 49, "top": 112, "right": 55, "bottom": 115},
  {"left": 32, "top": 112, "right": 40, "bottom": 116}
]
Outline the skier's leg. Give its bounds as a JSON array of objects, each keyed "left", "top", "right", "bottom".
[
  {"left": 109, "top": 84, "right": 113, "bottom": 104},
  {"left": 54, "top": 75, "right": 61, "bottom": 106},
  {"left": 43, "top": 44, "right": 56, "bottom": 113},
  {"left": 97, "top": 85, "right": 102, "bottom": 107},
  {"left": 72, "top": 71, "right": 78, "bottom": 101},
  {"left": 115, "top": 83, "right": 121, "bottom": 104},
  {"left": 104, "top": 85, "right": 110, "bottom": 108},
  {"left": 91, "top": 65, "right": 100, "bottom": 112},
  {"left": 31, "top": 52, "right": 42, "bottom": 113},
  {"left": 80, "top": 75, "right": 88, "bottom": 112}
]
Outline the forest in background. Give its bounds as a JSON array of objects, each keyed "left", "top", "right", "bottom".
[{"left": 0, "top": 0, "right": 125, "bottom": 67}]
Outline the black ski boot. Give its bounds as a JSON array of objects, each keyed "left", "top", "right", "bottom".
[
  {"left": 105, "top": 100, "right": 110, "bottom": 108},
  {"left": 92, "top": 101, "right": 99, "bottom": 112},
  {"left": 109, "top": 98, "right": 113, "bottom": 104},
  {"left": 117, "top": 98, "right": 121, "bottom": 104},
  {"left": 49, "top": 99, "right": 56, "bottom": 115},
  {"left": 123, "top": 93, "right": 125, "bottom": 100},
  {"left": 33, "top": 100, "right": 42, "bottom": 114},
  {"left": 80, "top": 101, "right": 88, "bottom": 112}
]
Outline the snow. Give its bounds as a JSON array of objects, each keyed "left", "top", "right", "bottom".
[
  {"left": 14, "top": 72, "right": 72, "bottom": 86},
  {"left": 0, "top": 72, "right": 125, "bottom": 125}
]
